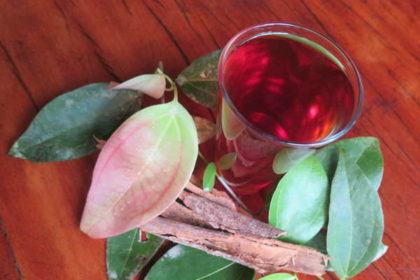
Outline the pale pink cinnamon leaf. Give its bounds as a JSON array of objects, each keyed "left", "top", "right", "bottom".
[{"left": 80, "top": 101, "right": 198, "bottom": 238}]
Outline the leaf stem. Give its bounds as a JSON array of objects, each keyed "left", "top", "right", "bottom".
[
  {"left": 156, "top": 68, "right": 179, "bottom": 102},
  {"left": 172, "top": 85, "right": 179, "bottom": 102}
]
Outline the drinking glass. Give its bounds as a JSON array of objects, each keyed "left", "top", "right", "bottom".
[{"left": 214, "top": 23, "right": 363, "bottom": 196}]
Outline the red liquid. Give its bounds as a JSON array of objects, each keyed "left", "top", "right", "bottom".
[{"left": 215, "top": 34, "right": 355, "bottom": 195}]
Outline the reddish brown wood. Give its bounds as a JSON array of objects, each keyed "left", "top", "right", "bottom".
[
  {"left": 0, "top": 221, "right": 20, "bottom": 280},
  {"left": 0, "top": 0, "right": 418, "bottom": 279}
]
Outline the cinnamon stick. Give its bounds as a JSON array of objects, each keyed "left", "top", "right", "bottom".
[
  {"left": 140, "top": 183, "right": 328, "bottom": 276},
  {"left": 141, "top": 217, "right": 327, "bottom": 275}
]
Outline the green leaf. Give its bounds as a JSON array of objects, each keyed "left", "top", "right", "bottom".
[
  {"left": 145, "top": 245, "right": 254, "bottom": 280},
  {"left": 269, "top": 155, "right": 328, "bottom": 244},
  {"left": 203, "top": 162, "right": 217, "bottom": 191},
  {"left": 107, "top": 230, "right": 164, "bottom": 280},
  {"left": 327, "top": 149, "right": 384, "bottom": 279},
  {"left": 259, "top": 273, "right": 297, "bottom": 280},
  {"left": 194, "top": 116, "right": 216, "bottom": 144},
  {"left": 80, "top": 101, "right": 198, "bottom": 238},
  {"left": 176, "top": 50, "right": 221, "bottom": 109},
  {"left": 272, "top": 148, "right": 315, "bottom": 175},
  {"left": 9, "top": 83, "right": 142, "bottom": 162},
  {"left": 316, "top": 137, "right": 384, "bottom": 190},
  {"left": 218, "top": 152, "right": 236, "bottom": 170}
]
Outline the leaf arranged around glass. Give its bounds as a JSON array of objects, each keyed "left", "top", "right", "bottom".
[{"left": 10, "top": 50, "right": 386, "bottom": 280}]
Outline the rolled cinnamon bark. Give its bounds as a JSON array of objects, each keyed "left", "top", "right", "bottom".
[
  {"left": 140, "top": 184, "right": 328, "bottom": 276},
  {"left": 141, "top": 217, "right": 327, "bottom": 275}
]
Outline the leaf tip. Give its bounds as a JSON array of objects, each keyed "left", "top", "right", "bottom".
[
  {"left": 79, "top": 213, "right": 107, "bottom": 239},
  {"left": 8, "top": 141, "right": 25, "bottom": 159}
]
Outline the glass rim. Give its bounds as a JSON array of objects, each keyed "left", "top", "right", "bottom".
[{"left": 218, "top": 22, "right": 364, "bottom": 148}]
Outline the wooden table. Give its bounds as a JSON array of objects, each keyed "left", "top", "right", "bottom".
[{"left": 0, "top": 1, "right": 418, "bottom": 279}]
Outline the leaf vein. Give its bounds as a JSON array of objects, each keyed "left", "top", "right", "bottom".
[{"left": 196, "top": 262, "right": 235, "bottom": 280}]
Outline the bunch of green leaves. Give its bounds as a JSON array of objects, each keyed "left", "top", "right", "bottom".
[
  {"left": 9, "top": 49, "right": 388, "bottom": 280},
  {"left": 269, "top": 138, "right": 386, "bottom": 279}
]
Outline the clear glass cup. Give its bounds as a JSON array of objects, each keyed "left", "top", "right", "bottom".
[{"left": 214, "top": 23, "right": 363, "bottom": 197}]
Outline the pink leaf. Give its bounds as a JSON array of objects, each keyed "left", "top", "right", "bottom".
[{"left": 80, "top": 101, "right": 198, "bottom": 238}]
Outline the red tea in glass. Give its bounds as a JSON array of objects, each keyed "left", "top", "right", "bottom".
[{"left": 215, "top": 24, "right": 363, "bottom": 196}]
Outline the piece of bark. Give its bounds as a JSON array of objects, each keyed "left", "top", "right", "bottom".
[
  {"left": 141, "top": 217, "right": 327, "bottom": 276},
  {"left": 141, "top": 183, "right": 328, "bottom": 276},
  {"left": 162, "top": 195, "right": 243, "bottom": 235},
  {"left": 184, "top": 182, "right": 237, "bottom": 210},
  {"left": 160, "top": 202, "right": 211, "bottom": 228},
  {"left": 181, "top": 192, "right": 285, "bottom": 239}
]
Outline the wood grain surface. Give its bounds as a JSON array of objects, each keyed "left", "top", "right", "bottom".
[{"left": 0, "top": 0, "right": 419, "bottom": 279}]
